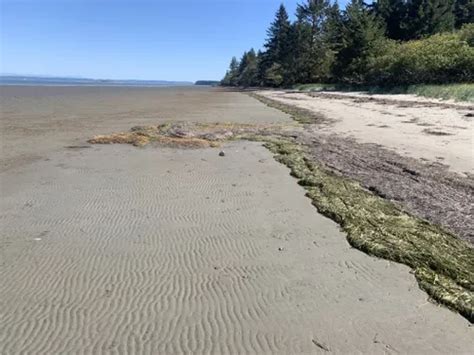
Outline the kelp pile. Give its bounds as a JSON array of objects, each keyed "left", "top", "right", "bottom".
[
  {"left": 88, "top": 121, "right": 287, "bottom": 148},
  {"left": 247, "top": 92, "right": 328, "bottom": 125},
  {"left": 264, "top": 139, "right": 473, "bottom": 322}
]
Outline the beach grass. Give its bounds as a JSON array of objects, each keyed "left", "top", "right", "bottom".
[
  {"left": 400, "top": 84, "right": 474, "bottom": 102},
  {"left": 293, "top": 83, "right": 474, "bottom": 102},
  {"left": 292, "top": 83, "right": 336, "bottom": 92}
]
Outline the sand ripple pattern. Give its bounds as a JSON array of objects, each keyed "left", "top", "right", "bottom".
[{"left": 1, "top": 143, "right": 472, "bottom": 354}]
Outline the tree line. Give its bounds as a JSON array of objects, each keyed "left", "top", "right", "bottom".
[{"left": 221, "top": 0, "right": 474, "bottom": 87}]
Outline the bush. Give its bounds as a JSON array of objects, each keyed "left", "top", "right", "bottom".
[
  {"left": 265, "top": 63, "right": 285, "bottom": 87},
  {"left": 367, "top": 31, "right": 474, "bottom": 85},
  {"left": 458, "top": 23, "right": 474, "bottom": 47}
]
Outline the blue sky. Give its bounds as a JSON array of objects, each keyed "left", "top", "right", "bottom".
[{"left": 1, "top": 0, "right": 348, "bottom": 81}]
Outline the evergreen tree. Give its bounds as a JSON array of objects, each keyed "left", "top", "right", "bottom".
[
  {"left": 333, "top": 0, "right": 385, "bottom": 83},
  {"left": 222, "top": 0, "right": 470, "bottom": 87},
  {"left": 294, "top": 0, "right": 332, "bottom": 82},
  {"left": 256, "top": 50, "right": 266, "bottom": 86},
  {"left": 238, "top": 49, "right": 259, "bottom": 87},
  {"left": 323, "top": 1, "right": 345, "bottom": 81},
  {"left": 324, "top": 1, "right": 344, "bottom": 50},
  {"left": 374, "top": 0, "right": 408, "bottom": 40},
  {"left": 265, "top": 63, "right": 285, "bottom": 86},
  {"left": 237, "top": 51, "right": 249, "bottom": 80},
  {"left": 221, "top": 56, "right": 240, "bottom": 86},
  {"left": 260, "top": 4, "right": 293, "bottom": 86},
  {"left": 454, "top": 0, "right": 474, "bottom": 28},
  {"left": 292, "top": 16, "right": 313, "bottom": 83},
  {"left": 297, "top": 0, "right": 331, "bottom": 36},
  {"left": 405, "top": 0, "right": 455, "bottom": 38}
]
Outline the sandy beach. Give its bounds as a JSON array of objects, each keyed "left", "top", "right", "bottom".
[
  {"left": 258, "top": 90, "right": 473, "bottom": 175},
  {"left": 1, "top": 86, "right": 473, "bottom": 353}
]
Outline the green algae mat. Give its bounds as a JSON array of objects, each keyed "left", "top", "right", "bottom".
[{"left": 263, "top": 138, "right": 473, "bottom": 322}]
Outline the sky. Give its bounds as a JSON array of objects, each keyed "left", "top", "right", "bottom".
[{"left": 1, "top": 0, "right": 348, "bottom": 82}]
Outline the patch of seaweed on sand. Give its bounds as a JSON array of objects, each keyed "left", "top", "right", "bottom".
[
  {"left": 88, "top": 121, "right": 286, "bottom": 148},
  {"left": 247, "top": 91, "right": 329, "bottom": 125},
  {"left": 263, "top": 138, "right": 473, "bottom": 322}
]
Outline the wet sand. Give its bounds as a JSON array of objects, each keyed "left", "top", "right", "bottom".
[
  {"left": 0, "top": 86, "right": 288, "bottom": 172},
  {"left": 1, "top": 86, "right": 473, "bottom": 353}
]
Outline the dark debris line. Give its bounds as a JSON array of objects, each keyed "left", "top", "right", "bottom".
[
  {"left": 300, "top": 130, "right": 474, "bottom": 245},
  {"left": 249, "top": 91, "right": 474, "bottom": 322}
]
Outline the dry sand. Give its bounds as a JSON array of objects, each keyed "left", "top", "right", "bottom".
[
  {"left": 1, "top": 86, "right": 473, "bottom": 353},
  {"left": 305, "top": 90, "right": 474, "bottom": 109},
  {"left": 258, "top": 90, "right": 474, "bottom": 175}
]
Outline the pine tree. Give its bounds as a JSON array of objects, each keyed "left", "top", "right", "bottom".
[
  {"left": 237, "top": 51, "right": 249, "bottom": 80},
  {"left": 324, "top": 2, "right": 344, "bottom": 51},
  {"left": 333, "top": 0, "right": 385, "bottom": 83},
  {"left": 297, "top": 0, "right": 331, "bottom": 36},
  {"left": 405, "top": 0, "right": 455, "bottom": 38},
  {"left": 221, "top": 57, "right": 240, "bottom": 86},
  {"left": 260, "top": 4, "right": 293, "bottom": 86},
  {"left": 238, "top": 49, "right": 259, "bottom": 87},
  {"left": 323, "top": 2, "right": 344, "bottom": 81},
  {"left": 294, "top": 0, "right": 332, "bottom": 82},
  {"left": 265, "top": 63, "right": 285, "bottom": 87},
  {"left": 454, "top": 0, "right": 474, "bottom": 28},
  {"left": 374, "top": 0, "right": 408, "bottom": 40},
  {"left": 256, "top": 50, "right": 266, "bottom": 86},
  {"left": 292, "top": 16, "right": 313, "bottom": 83}
]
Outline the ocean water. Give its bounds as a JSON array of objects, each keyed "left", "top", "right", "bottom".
[{"left": 0, "top": 76, "right": 193, "bottom": 87}]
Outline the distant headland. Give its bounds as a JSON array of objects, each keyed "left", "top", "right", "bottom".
[{"left": 195, "top": 80, "right": 220, "bottom": 86}]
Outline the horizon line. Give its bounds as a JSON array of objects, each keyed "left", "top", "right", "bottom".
[{"left": 0, "top": 73, "right": 209, "bottom": 83}]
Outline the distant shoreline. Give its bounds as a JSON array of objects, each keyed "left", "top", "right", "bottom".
[
  {"left": 0, "top": 83, "right": 196, "bottom": 87},
  {"left": 0, "top": 76, "right": 194, "bottom": 87}
]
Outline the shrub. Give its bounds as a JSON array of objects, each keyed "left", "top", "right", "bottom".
[
  {"left": 458, "top": 23, "right": 474, "bottom": 46},
  {"left": 367, "top": 31, "right": 474, "bottom": 85},
  {"left": 265, "top": 63, "right": 285, "bottom": 87}
]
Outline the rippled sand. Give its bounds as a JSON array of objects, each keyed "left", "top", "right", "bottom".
[{"left": 1, "top": 86, "right": 472, "bottom": 353}]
